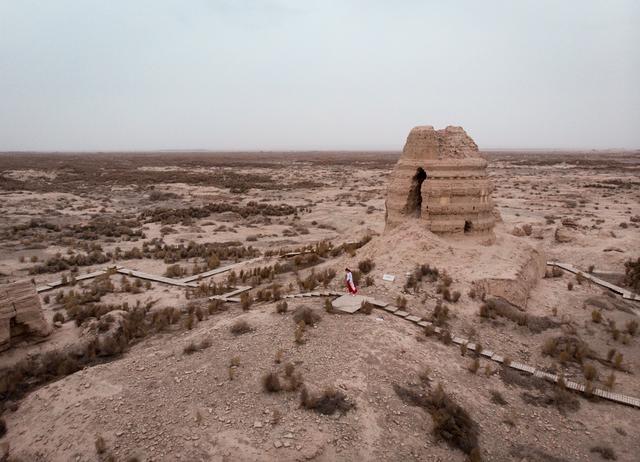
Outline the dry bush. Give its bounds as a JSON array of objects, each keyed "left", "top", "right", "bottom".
[
  {"left": 360, "top": 301, "right": 374, "bottom": 314},
  {"left": 294, "top": 320, "right": 305, "bottom": 344},
  {"left": 626, "top": 320, "right": 638, "bottom": 336},
  {"left": 440, "top": 330, "right": 452, "bottom": 345},
  {"left": 468, "top": 358, "right": 480, "bottom": 374},
  {"left": 567, "top": 281, "right": 574, "bottom": 291},
  {"left": 164, "top": 264, "right": 185, "bottom": 278},
  {"left": 52, "top": 312, "right": 65, "bottom": 323},
  {"left": 95, "top": 435, "right": 107, "bottom": 454},
  {"left": 230, "top": 319, "right": 252, "bottom": 336},
  {"left": 541, "top": 336, "right": 592, "bottom": 364},
  {"left": 275, "top": 301, "right": 288, "bottom": 314},
  {"left": 624, "top": 258, "right": 640, "bottom": 292},
  {"left": 480, "top": 298, "right": 557, "bottom": 333},
  {"left": 393, "top": 383, "right": 480, "bottom": 458},
  {"left": 358, "top": 259, "right": 375, "bottom": 274},
  {"left": 605, "top": 373, "right": 616, "bottom": 389},
  {"left": 324, "top": 298, "right": 334, "bottom": 313},
  {"left": 591, "top": 309, "right": 602, "bottom": 323},
  {"left": 293, "top": 307, "right": 321, "bottom": 326},
  {"left": 240, "top": 293, "right": 253, "bottom": 311},
  {"left": 300, "top": 386, "right": 354, "bottom": 415},
  {"left": 431, "top": 301, "right": 449, "bottom": 326},
  {"left": 395, "top": 296, "right": 407, "bottom": 308},
  {"left": 262, "top": 372, "right": 282, "bottom": 392},
  {"left": 183, "top": 337, "right": 212, "bottom": 355},
  {"left": 590, "top": 445, "right": 617, "bottom": 460},
  {"left": 490, "top": 390, "right": 508, "bottom": 406},
  {"left": 583, "top": 363, "right": 598, "bottom": 381}
]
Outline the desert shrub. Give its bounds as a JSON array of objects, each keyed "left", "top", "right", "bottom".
[
  {"left": 360, "top": 301, "right": 374, "bottom": 315},
  {"left": 440, "top": 330, "right": 452, "bottom": 345},
  {"left": 583, "top": 363, "right": 598, "bottom": 381},
  {"left": 300, "top": 386, "right": 354, "bottom": 415},
  {"left": 358, "top": 259, "right": 375, "bottom": 274},
  {"left": 52, "top": 312, "right": 65, "bottom": 323},
  {"left": 396, "top": 296, "right": 407, "bottom": 309},
  {"left": 591, "top": 309, "right": 602, "bottom": 323},
  {"left": 95, "top": 435, "right": 107, "bottom": 454},
  {"left": 262, "top": 372, "right": 282, "bottom": 393},
  {"left": 431, "top": 301, "right": 449, "bottom": 326},
  {"left": 468, "top": 358, "right": 480, "bottom": 374},
  {"left": 394, "top": 383, "right": 480, "bottom": 457},
  {"left": 230, "top": 319, "right": 252, "bottom": 336},
  {"left": 183, "top": 337, "right": 211, "bottom": 355},
  {"left": 480, "top": 298, "right": 556, "bottom": 333},
  {"left": 149, "top": 190, "right": 178, "bottom": 201},
  {"left": 567, "top": 281, "right": 573, "bottom": 291},
  {"left": 626, "top": 319, "right": 638, "bottom": 336},
  {"left": 605, "top": 373, "right": 616, "bottom": 389},
  {"left": 240, "top": 293, "right": 253, "bottom": 311},
  {"left": 293, "top": 307, "right": 321, "bottom": 326},
  {"left": 294, "top": 320, "right": 305, "bottom": 344},
  {"left": 541, "top": 336, "right": 592, "bottom": 364},
  {"left": 590, "top": 445, "right": 617, "bottom": 460},
  {"left": 324, "top": 298, "right": 334, "bottom": 313},
  {"left": 621, "top": 258, "right": 639, "bottom": 289},
  {"left": 490, "top": 390, "right": 507, "bottom": 406},
  {"left": 164, "top": 264, "right": 185, "bottom": 278},
  {"left": 276, "top": 301, "right": 288, "bottom": 314},
  {"left": 613, "top": 352, "right": 624, "bottom": 370},
  {"left": 551, "top": 267, "right": 563, "bottom": 278}
]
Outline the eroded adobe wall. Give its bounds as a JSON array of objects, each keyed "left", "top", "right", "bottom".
[{"left": 0, "top": 280, "right": 50, "bottom": 351}]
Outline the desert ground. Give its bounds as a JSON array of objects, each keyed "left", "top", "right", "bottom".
[{"left": 1, "top": 150, "right": 639, "bottom": 462}]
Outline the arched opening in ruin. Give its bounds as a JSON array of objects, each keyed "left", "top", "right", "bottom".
[
  {"left": 464, "top": 220, "right": 473, "bottom": 233},
  {"left": 403, "top": 167, "right": 427, "bottom": 218}
]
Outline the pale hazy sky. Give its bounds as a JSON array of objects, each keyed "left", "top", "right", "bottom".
[{"left": 1, "top": 0, "right": 638, "bottom": 151}]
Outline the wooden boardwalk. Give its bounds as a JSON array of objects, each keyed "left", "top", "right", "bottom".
[
  {"left": 547, "top": 261, "right": 640, "bottom": 302},
  {"left": 34, "top": 257, "right": 264, "bottom": 293}
]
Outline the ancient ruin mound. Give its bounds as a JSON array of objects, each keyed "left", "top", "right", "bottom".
[
  {"left": 385, "top": 126, "right": 495, "bottom": 237},
  {"left": 0, "top": 281, "right": 50, "bottom": 351}
]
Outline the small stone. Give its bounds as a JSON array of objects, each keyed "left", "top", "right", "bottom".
[
  {"left": 283, "top": 432, "right": 294, "bottom": 439},
  {"left": 274, "top": 440, "right": 283, "bottom": 448},
  {"left": 253, "top": 421, "right": 263, "bottom": 428}
]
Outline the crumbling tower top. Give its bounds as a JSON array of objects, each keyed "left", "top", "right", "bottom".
[{"left": 385, "top": 125, "right": 495, "bottom": 237}]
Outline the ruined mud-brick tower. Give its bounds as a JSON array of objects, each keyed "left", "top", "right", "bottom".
[
  {"left": 0, "top": 280, "right": 50, "bottom": 351},
  {"left": 385, "top": 125, "right": 495, "bottom": 236}
]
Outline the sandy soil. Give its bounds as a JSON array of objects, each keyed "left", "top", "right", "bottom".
[{"left": 0, "top": 150, "right": 639, "bottom": 462}]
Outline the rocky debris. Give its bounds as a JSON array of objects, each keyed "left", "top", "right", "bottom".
[
  {"left": 385, "top": 125, "right": 495, "bottom": 237},
  {"left": 0, "top": 280, "right": 50, "bottom": 351}
]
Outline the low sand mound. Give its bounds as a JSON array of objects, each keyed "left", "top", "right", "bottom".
[{"left": 343, "top": 221, "right": 545, "bottom": 308}]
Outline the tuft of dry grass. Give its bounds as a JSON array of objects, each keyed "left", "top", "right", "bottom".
[
  {"left": 95, "top": 435, "right": 107, "bottom": 454},
  {"left": 590, "top": 445, "right": 617, "bottom": 460},
  {"left": 394, "top": 383, "right": 480, "bottom": 458},
  {"left": 293, "top": 306, "right": 321, "bottom": 326},
  {"left": 300, "top": 386, "right": 354, "bottom": 415},
  {"left": 360, "top": 301, "right": 374, "bottom": 314},
  {"left": 230, "top": 319, "right": 252, "bottom": 336},
  {"left": 490, "top": 390, "right": 508, "bottom": 406},
  {"left": 294, "top": 320, "right": 305, "bottom": 344},
  {"left": 468, "top": 358, "right": 480, "bottom": 374},
  {"left": 183, "top": 337, "right": 212, "bottom": 355},
  {"left": 275, "top": 300, "right": 288, "bottom": 314},
  {"left": 262, "top": 372, "right": 281, "bottom": 392}
]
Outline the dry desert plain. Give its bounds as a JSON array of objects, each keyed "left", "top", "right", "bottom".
[{"left": 0, "top": 150, "right": 640, "bottom": 462}]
